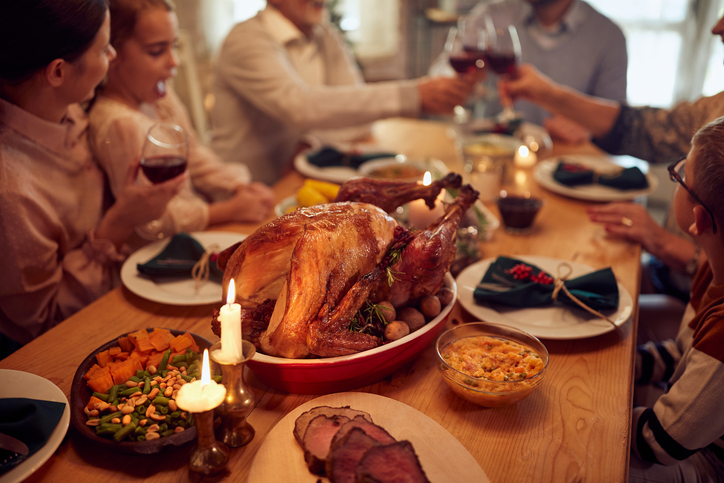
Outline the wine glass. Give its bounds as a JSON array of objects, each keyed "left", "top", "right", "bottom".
[
  {"left": 482, "top": 17, "right": 521, "bottom": 121},
  {"left": 446, "top": 20, "right": 487, "bottom": 123},
  {"left": 136, "top": 123, "right": 189, "bottom": 240}
]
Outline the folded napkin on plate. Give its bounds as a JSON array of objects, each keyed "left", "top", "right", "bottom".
[
  {"left": 136, "top": 233, "right": 223, "bottom": 281},
  {"left": 553, "top": 161, "right": 649, "bottom": 190},
  {"left": 306, "top": 146, "right": 397, "bottom": 169},
  {"left": 0, "top": 397, "right": 66, "bottom": 472},
  {"left": 473, "top": 256, "right": 619, "bottom": 311}
]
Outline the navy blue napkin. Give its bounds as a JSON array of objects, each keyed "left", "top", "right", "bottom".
[
  {"left": 0, "top": 397, "right": 66, "bottom": 472},
  {"left": 136, "top": 233, "right": 223, "bottom": 281},
  {"left": 306, "top": 146, "right": 397, "bottom": 169},
  {"left": 553, "top": 162, "right": 649, "bottom": 190}
]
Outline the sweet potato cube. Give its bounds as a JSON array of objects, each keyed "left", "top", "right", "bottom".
[
  {"left": 146, "top": 351, "right": 165, "bottom": 370},
  {"left": 182, "top": 332, "right": 200, "bottom": 353},
  {"left": 95, "top": 349, "right": 113, "bottom": 368},
  {"left": 128, "top": 329, "right": 154, "bottom": 353},
  {"left": 113, "top": 351, "right": 130, "bottom": 361},
  {"left": 108, "top": 347, "right": 122, "bottom": 356},
  {"left": 117, "top": 336, "right": 134, "bottom": 353},
  {"left": 84, "top": 364, "right": 102, "bottom": 380},
  {"left": 87, "top": 367, "right": 114, "bottom": 394},
  {"left": 129, "top": 350, "right": 149, "bottom": 367},
  {"left": 170, "top": 335, "right": 193, "bottom": 353},
  {"left": 149, "top": 328, "right": 175, "bottom": 352},
  {"left": 110, "top": 359, "right": 143, "bottom": 385}
]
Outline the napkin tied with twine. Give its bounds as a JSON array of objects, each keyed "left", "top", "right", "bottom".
[
  {"left": 553, "top": 161, "right": 649, "bottom": 190},
  {"left": 0, "top": 397, "right": 66, "bottom": 472},
  {"left": 136, "top": 233, "right": 223, "bottom": 288},
  {"left": 473, "top": 256, "right": 619, "bottom": 319},
  {"left": 306, "top": 146, "right": 397, "bottom": 169}
]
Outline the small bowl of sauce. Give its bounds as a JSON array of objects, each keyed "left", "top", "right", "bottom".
[{"left": 496, "top": 191, "right": 544, "bottom": 234}]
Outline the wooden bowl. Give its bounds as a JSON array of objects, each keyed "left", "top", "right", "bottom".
[
  {"left": 246, "top": 273, "right": 456, "bottom": 394},
  {"left": 70, "top": 329, "right": 212, "bottom": 455}
]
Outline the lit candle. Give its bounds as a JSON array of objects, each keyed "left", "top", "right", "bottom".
[
  {"left": 176, "top": 349, "right": 226, "bottom": 413},
  {"left": 408, "top": 172, "right": 445, "bottom": 230},
  {"left": 214, "top": 279, "right": 243, "bottom": 363},
  {"left": 514, "top": 145, "right": 537, "bottom": 168}
]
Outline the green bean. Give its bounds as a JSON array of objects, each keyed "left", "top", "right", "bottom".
[
  {"left": 136, "top": 369, "right": 146, "bottom": 378},
  {"left": 158, "top": 349, "right": 171, "bottom": 371},
  {"left": 212, "top": 375, "right": 222, "bottom": 384},
  {"left": 128, "top": 376, "right": 142, "bottom": 383},
  {"left": 180, "top": 374, "right": 194, "bottom": 382},
  {"left": 113, "top": 421, "right": 136, "bottom": 443},
  {"left": 98, "top": 423, "right": 122, "bottom": 431},
  {"left": 134, "top": 426, "right": 147, "bottom": 436},
  {"left": 170, "top": 411, "right": 180, "bottom": 419},
  {"left": 171, "top": 354, "right": 186, "bottom": 365},
  {"left": 152, "top": 396, "right": 170, "bottom": 406},
  {"left": 119, "top": 387, "right": 140, "bottom": 397},
  {"left": 111, "top": 398, "right": 120, "bottom": 407},
  {"left": 158, "top": 406, "right": 168, "bottom": 415},
  {"left": 108, "top": 385, "right": 120, "bottom": 403},
  {"left": 176, "top": 362, "right": 188, "bottom": 369},
  {"left": 142, "top": 376, "right": 151, "bottom": 394},
  {"left": 92, "top": 392, "right": 109, "bottom": 402},
  {"left": 95, "top": 427, "right": 121, "bottom": 436},
  {"left": 159, "top": 370, "right": 167, "bottom": 378},
  {"left": 136, "top": 405, "right": 147, "bottom": 415},
  {"left": 187, "top": 413, "right": 194, "bottom": 426},
  {"left": 161, "top": 429, "right": 175, "bottom": 438},
  {"left": 136, "top": 435, "right": 146, "bottom": 442},
  {"left": 159, "top": 423, "right": 168, "bottom": 433},
  {"left": 99, "top": 411, "right": 122, "bottom": 425}
]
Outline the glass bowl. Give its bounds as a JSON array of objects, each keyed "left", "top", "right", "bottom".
[
  {"left": 496, "top": 191, "right": 544, "bottom": 234},
  {"left": 436, "top": 322, "right": 549, "bottom": 407}
]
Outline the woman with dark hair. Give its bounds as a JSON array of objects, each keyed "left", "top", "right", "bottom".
[
  {"left": 88, "top": 0, "right": 275, "bottom": 240},
  {"left": 0, "top": 0, "right": 186, "bottom": 355}
]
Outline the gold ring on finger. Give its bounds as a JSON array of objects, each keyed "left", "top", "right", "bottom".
[{"left": 621, "top": 216, "right": 633, "bottom": 227}]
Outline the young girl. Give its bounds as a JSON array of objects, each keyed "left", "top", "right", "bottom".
[
  {"left": 89, "top": 0, "right": 275, "bottom": 242},
  {"left": 0, "top": 0, "right": 185, "bottom": 352},
  {"left": 630, "top": 117, "right": 724, "bottom": 481}
]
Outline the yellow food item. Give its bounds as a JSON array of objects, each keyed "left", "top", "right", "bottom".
[
  {"left": 439, "top": 335, "right": 545, "bottom": 407},
  {"left": 296, "top": 184, "right": 328, "bottom": 207},
  {"left": 295, "top": 180, "right": 341, "bottom": 208},
  {"left": 304, "top": 179, "right": 340, "bottom": 200}
]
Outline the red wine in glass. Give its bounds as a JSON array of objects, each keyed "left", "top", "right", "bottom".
[
  {"left": 485, "top": 51, "right": 517, "bottom": 76},
  {"left": 140, "top": 155, "right": 188, "bottom": 184}
]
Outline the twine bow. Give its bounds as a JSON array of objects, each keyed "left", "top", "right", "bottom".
[
  {"left": 191, "top": 243, "right": 219, "bottom": 291},
  {"left": 551, "top": 262, "right": 621, "bottom": 332}
]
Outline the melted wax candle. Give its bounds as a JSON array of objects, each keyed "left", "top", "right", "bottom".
[
  {"left": 176, "top": 349, "right": 226, "bottom": 413},
  {"left": 408, "top": 171, "right": 444, "bottom": 230}
]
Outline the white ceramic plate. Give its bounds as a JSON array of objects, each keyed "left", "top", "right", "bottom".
[
  {"left": 456, "top": 256, "right": 633, "bottom": 340},
  {"left": 0, "top": 369, "right": 70, "bottom": 483},
  {"left": 533, "top": 154, "right": 658, "bottom": 201},
  {"left": 247, "top": 392, "right": 490, "bottom": 483},
  {"left": 120, "top": 231, "right": 246, "bottom": 305}
]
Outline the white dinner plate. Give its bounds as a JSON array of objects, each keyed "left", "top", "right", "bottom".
[
  {"left": 0, "top": 369, "right": 70, "bottom": 483},
  {"left": 247, "top": 392, "right": 490, "bottom": 483},
  {"left": 120, "top": 231, "right": 246, "bottom": 305},
  {"left": 293, "top": 152, "right": 360, "bottom": 184},
  {"left": 534, "top": 154, "right": 658, "bottom": 201},
  {"left": 456, "top": 256, "right": 632, "bottom": 340}
]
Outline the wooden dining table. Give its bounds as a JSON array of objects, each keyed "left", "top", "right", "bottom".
[{"left": 0, "top": 118, "right": 640, "bottom": 482}]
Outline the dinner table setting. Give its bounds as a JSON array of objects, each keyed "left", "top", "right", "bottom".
[{"left": 0, "top": 116, "right": 651, "bottom": 482}]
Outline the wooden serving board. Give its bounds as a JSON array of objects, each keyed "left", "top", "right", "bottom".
[{"left": 247, "top": 392, "right": 490, "bottom": 483}]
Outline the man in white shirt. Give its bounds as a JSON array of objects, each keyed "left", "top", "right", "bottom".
[{"left": 211, "top": 0, "right": 477, "bottom": 184}]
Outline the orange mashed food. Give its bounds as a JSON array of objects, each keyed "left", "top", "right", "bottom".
[{"left": 441, "top": 336, "right": 544, "bottom": 383}]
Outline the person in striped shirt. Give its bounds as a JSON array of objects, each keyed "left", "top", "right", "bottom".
[{"left": 630, "top": 117, "right": 724, "bottom": 482}]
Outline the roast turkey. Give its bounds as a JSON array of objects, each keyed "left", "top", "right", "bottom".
[{"left": 214, "top": 175, "right": 478, "bottom": 359}]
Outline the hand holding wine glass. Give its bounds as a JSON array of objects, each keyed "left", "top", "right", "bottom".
[{"left": 136, "top": 123, "right": 189, "bottom": 240}]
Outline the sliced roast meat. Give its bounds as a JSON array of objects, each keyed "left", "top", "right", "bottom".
[
  {"left": 294, "top": 406, "right": 372, "bottom": 445},
  {"left": 302, "top": 414, "right": 351, "bottom": 475},
  {"left": 331, "top": 415, "right": 396, "bottom": 449},
  {"left": 355, "top": 440, "right": 431, "bottom": 483},
  {"left": 327, "top": 427, "right": 380, "bottom": 483}
]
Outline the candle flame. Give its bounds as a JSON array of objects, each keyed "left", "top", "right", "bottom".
[
  {"left": 226, "top": 279, "right": 236, "bottom": 305},
  {"left": 518, "top": 145, "right": 529, "bottom": 157},
  {"left": 423, "top": 171, "right": 432, "bottom": 186},
  {"left": 200, "top": 349, "right": 211, "bottom": 387}
]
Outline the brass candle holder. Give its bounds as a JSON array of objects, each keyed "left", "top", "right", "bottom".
[
  {"left": 210, "top": 340, "right": 257, "bottom": 447},
  {"left": 188, "top": 409, "right": 230, "bottom": 476}
]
